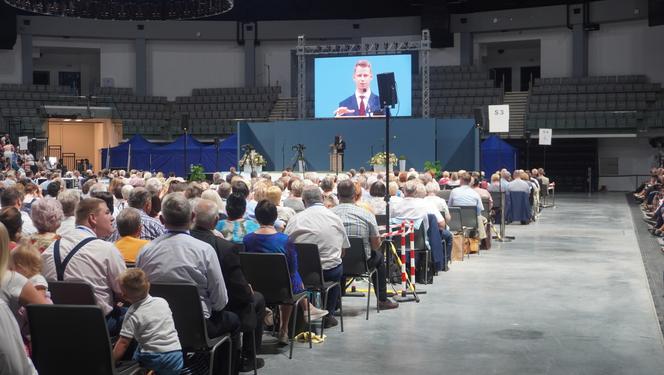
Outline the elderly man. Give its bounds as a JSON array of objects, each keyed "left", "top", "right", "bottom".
[
  {"left": 114, "top": 207, "right": 149, "bottom": 263},
  {"left": 127, "top": 187, "right": 165, "bottom": 240},
  {"left": 507, "top": 170, "right": 532, "bottom": 193},
  {"left": 331, "top": 180, "right": 398, "bottom": 316},
  {"left": 392, "top": 180, "right": 447, "bottom": 230},
  {"left": 56, "top": 190, "right": 79, "bottom": 235},
  {"left": 191, "top": 199, "right": 265, "bottom": 372},
  {"left": 448, "top": 173, "right": 484, "bottom": 215},
  {"left": 42, "top": 198, "right": 126, "bottom": 335},
  {"left": 285, "top": 186, "right": 348, "bottom": 322},
  {"left": 136, "top": 193, "right": 240, "bottom": 375},
  {"left": 1, "top": 186, "right": 37, "bottom": 235}
]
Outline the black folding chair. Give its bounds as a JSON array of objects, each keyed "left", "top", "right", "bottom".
[
  {"left": 239, "top": 252, "right": 310, "bottom": 359},
  {"left": 28, "top": 304, "right": 141, "bottom": 375},
  {"left": 48, "top": 280, "right": 96, "bottom": 305},
  {"left": 448, "top": 207, "right": 463, "bottom": 233},
  {"left": 295, "top": 243, "right": 344, "bottom": 336},
  {"left": 342, "top": 237, "right": 379, "bottom": 320},
  {"left": 437, "top": 189, "right": 452, "bottom": 202},
  {"left": 150, "top": 283, "right": 232, "bottom": 375}
]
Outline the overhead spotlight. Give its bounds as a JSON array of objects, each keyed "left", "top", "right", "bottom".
[{"left": 4, "top": 0, "right": 234, "bottom": 20}]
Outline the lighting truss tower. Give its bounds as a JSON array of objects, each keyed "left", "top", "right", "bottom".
[
  {"left": 297, "top": 35, "right": 307, "bottom": 119},
  {"left": 421, "top": 29, "right": 431, "bottom": 118}
]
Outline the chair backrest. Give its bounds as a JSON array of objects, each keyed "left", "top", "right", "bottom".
[
  {"left": 448, "top": 207, "right": 462, "bottom": 232},
  {"left": 294, "top": 243, "right": 325, "bottom": 289},
  {"left": 239, "top": 252, "right": 294, "bottom": 305},
  {"left": 490, "top": 191, "right": 504, "bottom": 209},
  {"left": 413, "top": 223, "right": 426, "bottom": 250},
  {"left": 48, "top": 280, "right": 97, "bottom": 305},
  {"left": 28, "top": 304, "right": 117, "bottom": 375},
  {"left": 481, "top": 197, "right": 490, "bottom": 220},
  {"left": 437, "top": 189, "right": 452, "bottom": 202},
  {"left": 149, "top": 283, "right": 210, "bottom": 351},
  {"left": 342, "top": 237, "right": 369, "bottom": 277},
  {"left": 456, "top": 205, "right": 479, "bottom": 229},
  {"left": 375, "top": 214, "right": 388, "bottom": 227}
]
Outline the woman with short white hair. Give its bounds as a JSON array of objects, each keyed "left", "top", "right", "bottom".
[{"left": 29, "top": 198, "right": 64, "bottom": 253}]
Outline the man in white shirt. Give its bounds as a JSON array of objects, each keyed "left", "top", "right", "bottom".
[
  {"left": 42, "top": 198, "right": 127, "bottom": 335},
  {"left": 1, "top": 187, "right": 37, "bottom": 235},
  {"left": 285, "top": 186, "right": 348, "bottom": 317},
  {"left": 392, "top": 180, "right": 447, "bottom": 230},
  {"left": 136, "top": 192, "right": 240, "bottom": 372},
  {"left": 56, "top": 189, "right": 80, "bottom": 235},
  {"left": 448, "top": 173, "right": 484, "bottom": 215}
]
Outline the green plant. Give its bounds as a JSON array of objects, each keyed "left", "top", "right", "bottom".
[
  {"left": 398, "top": 155, "right": 406, "bottom": 160},
  {"left": 423, "top": 160, "right": 442, "bottom": 178},
  {"left": 189, "top": 164, "right": 206, "bottom": 182}
]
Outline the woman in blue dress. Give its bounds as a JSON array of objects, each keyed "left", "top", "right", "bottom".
[{"left": 243, "top": 200, "right": 328, "bottom": 345}]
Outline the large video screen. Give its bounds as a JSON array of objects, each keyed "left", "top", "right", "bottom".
[{"left": 314, "top": 54, "right": 412, "bottom": 118}]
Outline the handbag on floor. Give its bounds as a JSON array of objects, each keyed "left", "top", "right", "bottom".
[{"left": 452, "top": 234, "right": 464, "bottom": 261}]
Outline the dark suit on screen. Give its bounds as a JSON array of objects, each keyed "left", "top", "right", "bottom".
[{"left": 338, "top": 92, "right": 381, "bottom": 116}]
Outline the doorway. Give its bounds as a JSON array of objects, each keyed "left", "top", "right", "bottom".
[
  {"left": 59, "top": 71, "right": 81, "bottom": 95},
  {"left": 492, "top": 68, "right": 512, "bottom": 92},
  {"left": 520, "top": 66, "right": 541, "bottom": 91}
]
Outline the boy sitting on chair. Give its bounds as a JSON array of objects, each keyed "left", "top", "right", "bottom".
[{"left": 112, "top": 268, "right": 183, "bottom": 375}]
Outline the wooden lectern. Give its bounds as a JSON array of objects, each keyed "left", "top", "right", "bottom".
[{"left": 329, "top": 148, "right": 343, "bottom": 173}]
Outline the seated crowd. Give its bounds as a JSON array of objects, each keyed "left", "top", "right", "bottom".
[
  {"left": 634, "top": 169, "right": 664, "bottom": 252},
  {"left": 0, "top": 160, "right": 550, "bottom": 374}
]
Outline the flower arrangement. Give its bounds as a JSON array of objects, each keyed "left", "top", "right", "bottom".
[
  {"left": 239, "top": 150, "right": 267, "bottom": 167},
  {"left": 369, "top": 152, "right": 398, "bottom": 166}
]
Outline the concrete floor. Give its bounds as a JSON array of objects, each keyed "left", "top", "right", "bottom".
[{"left": 258, "top": 193, "right": 664, "bottom": 375}]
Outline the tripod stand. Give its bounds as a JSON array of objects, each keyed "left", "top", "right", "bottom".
[{"left": 290, "top": 144, "right": 307, "bottom": 175}]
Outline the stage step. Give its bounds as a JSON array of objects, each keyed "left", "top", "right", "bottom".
[
  {"left": 269, "top": 98, "right": 297, "bottom": 120},
  {"left": 502, "top": 91, "right": 529, "bottom": 139}
]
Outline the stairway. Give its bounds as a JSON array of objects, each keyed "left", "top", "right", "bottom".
[
  {"left": 269, "top": 98, "right": 297, "bottom": 120},
  {"left": 502, "top": 91, "right": 529, "bottom": 139}
]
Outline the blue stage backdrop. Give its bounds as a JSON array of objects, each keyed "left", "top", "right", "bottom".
[{"left": 238, "top": 119, "right": 477, "bottom": 172}]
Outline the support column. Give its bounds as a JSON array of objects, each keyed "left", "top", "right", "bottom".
[
  {"left": 572, "top": 25, "right": 588, "bottom": 78},
  {"left": 459, "top": 32, "right": 473, "bottom": 66},
  {"left": 244, "top": 22, "right": 256, "bottom": 88},
  {"left": 21, "top": 33, "right": 33, "bottom": 85},
  {"left": 135, "top": 37, "right": 147, "bottom": 96}
]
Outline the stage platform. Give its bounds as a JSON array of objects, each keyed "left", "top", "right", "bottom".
[{"left": 238, "top": 118, "right": 478, "bottom": 172}]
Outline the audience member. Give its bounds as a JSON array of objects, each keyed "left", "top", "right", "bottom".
[
  {"left": 216, "top": 193, "right": 259, "bottom": 243},
  {"left": 191, "top": 199, "right": 266, "bottom": 372},
  {"left": 285, "top": 186, "right": 347, "bottom": 321},
  {"left": 331, "top": 180, "right": 398, "bottom": 314},
  {"left": 283, "top": 179, "right": 305, "bottom": 213},
  {"left": 112, "top": 268, "right": 183, "bottom": 375},
  {"left": 136, "top": 192, "right": 240, "bottom": 374},
  {"left": 127, "top": 187, "right": 165, "bottom": 240},
  {"left": 28, "top": 198, "right": 64, "bottom": 253},
  {"left": 42, "top": 198, "right": 127, "bottom": 335},
  {"left": 1, "top": 187, "right": 37, "bottom": 235},
  {"left": 57, "top": 189, "right": 80, "bottom": 235},
  {"left": 244, "top": 200, "right": 328, "bottom": 344},
  {"left": 0, "top": 207, "right": 22, "bottom": 250},
  {"left": 114, "top": 207, "right": 149, "bottom": 263},
  {"left": 0, "top": 222, "right": 38, "bottom": 374}
]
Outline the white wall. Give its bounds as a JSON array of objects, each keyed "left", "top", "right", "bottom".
[
  {"left": 589, "top": 20, "right": 664, "bottom": 84},
  {"left": 482, "top": 43, "right": 540, "bottom": 90},
  {"left": 33, "top": 37, "right": 135, "bottom": 89},
  {"left": 147, "top": 40, "right": 244, "bottom": 98},
  {"left": 473, "top": 28, "right": 572, "bottom": 79},
  {"left": 0, "top": 34, "right": 22, "bottom": 84},
  {"left": 33, "top": 48, "right": 100, "bottom": 95},
  {"left": 597, "top": 137, "right": 655, "bottom": 191},
  {"left": 429, "top": 33, "right": 461, "bottom": 67},
  {"left": 256, "top": 41, "right": 293, "bottom": 97}
]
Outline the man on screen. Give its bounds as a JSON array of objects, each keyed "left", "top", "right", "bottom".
[{"left": 334, "top": 60, "right": 381, "bottom": 117}]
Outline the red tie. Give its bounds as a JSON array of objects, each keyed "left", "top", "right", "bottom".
[{"left": 359, "top": 96, "right": 366, "bottom": 116}]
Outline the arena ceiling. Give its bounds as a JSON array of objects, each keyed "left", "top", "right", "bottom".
[{"left": 3, "top": 0, "right": 599, "bottom": 21}]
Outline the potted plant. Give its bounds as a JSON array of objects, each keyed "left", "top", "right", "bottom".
[
  {"left": 398, "top": 155, "right": 407, "bottom": 172},
  {"left": 369, "top": 152, "right": 398, "bottom": 173},
  {"left": 189, "top": 164, "right": 206, "bottom": 182},
  {"left": 239, "top": 149, "right": 267, "bottom": 173},
  {"left": 423, "top": 160, "right": 442, "bottom": 179}
]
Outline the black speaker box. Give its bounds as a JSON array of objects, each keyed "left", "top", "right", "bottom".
[
  {"left": 421, "top": 4, "right": 454, "bottom": 48},
  {"left": 650, "top": 0, "right": 664, "bottom": 26},
  {"left": 377, "top": 72, "right": 398, "bottom": 108},
  {"left": 0, "top": 4, "right": 17, "bottom": 50}
]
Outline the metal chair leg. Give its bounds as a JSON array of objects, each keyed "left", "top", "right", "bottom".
[
  {"left": 320, "top": 290, "right": 326, "bottom": 338},
  {"left": 366, "top": 276, "right": 371, "bottom": 320},
  {"left": 252, "top": 329, "right": 257, "bottom": 375},
  {"left": 339, "top": 290, "right": 344, "bottom": 332},
  {"left": 288, "top": 303, "right": 297, "bottom": 359},
  {"left": 374, "top": 270, "right": 380, "bottom": 314}
]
